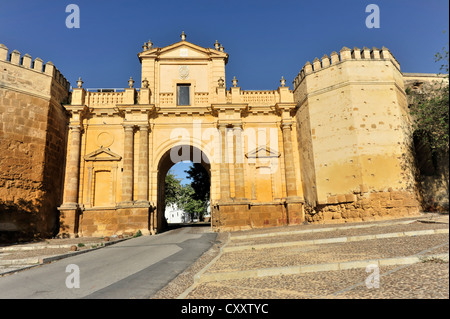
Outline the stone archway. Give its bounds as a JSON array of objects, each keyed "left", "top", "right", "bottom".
[{"left": 154, "top": 145, "right": 212, "bottom": 233}]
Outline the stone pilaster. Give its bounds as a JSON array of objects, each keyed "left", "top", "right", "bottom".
[
  {"left": 137, "top": 124, "right": 149, "bottom": 203},
  {"left": 58, "top": 124, "right": 82, "bottom": 238},
  {"left": 233, "top": 124, "right": 246, "bottom": 200},
  {"left": 218, "top": 123, "right": 230, "bottom": 201},
  {"left": 120, "top": 124, "right": 135, "bottom": 205},
  {"left": 281, "top": 120, "right": 304, "bottom": 224},
  {"left": 281, "top": 121, "right": 297, "bottom": 198},
  {"left": 61, "top": 124, "right": 82, "bottom": 207}
]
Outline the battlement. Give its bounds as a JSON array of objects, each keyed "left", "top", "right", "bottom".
[
  {"left": 293, "top": 46, "right": 400, "bottom": 91},
  {"left": 0, "top": 43, "right": 70, "bottom": 91}
]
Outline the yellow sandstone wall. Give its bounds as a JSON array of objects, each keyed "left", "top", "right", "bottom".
[
  {"left": 0, "top": 44, "right": 70, "bottom": 238},
  {"left": 293, "top": 47, "right": 420, "bottom": 223}
]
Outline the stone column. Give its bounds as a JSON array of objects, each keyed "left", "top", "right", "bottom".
[
  {"left": 63, "top": 124, "right": 82, "bottom": 206},
  {"left": 218, "top": 123, "right": 230, "bottom": 201},
  {"left": 121, "top": 124, "right": 135, "bottom": 205},
  {"left": 281, "top": 121, "right": 297, "bottom": 198},
  {"left": 233, "top": 124, "right": 246, "bottom": 200},
  {"left": 137, "top": 124, "right": 149, "bottom": 203}
]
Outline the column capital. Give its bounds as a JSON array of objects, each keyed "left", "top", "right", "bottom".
[
  {"left": 217, "top": 122, "right": 228, "bottom": 130},
  {"left": 122, "top": 123, "right": 135, "bottom": 131},
  {"left": 69, "top": 124, "right": 82, "bottom": 132},
  {"left": 232, "top": 122, "right": 243, "bottom": 130},
  {"left": 281, "top": 121, "right": 293, "bottom": 130},
  {"left": 137, "top": 123, "right": 150, "bottom": 130}
]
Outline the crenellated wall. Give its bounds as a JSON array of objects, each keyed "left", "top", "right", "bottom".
[
  {"left": 0, "top": 44, "right": 70, "bottom": 239},
  {"left": 293, "top": 46, "right": 420, "bottom": 223}
]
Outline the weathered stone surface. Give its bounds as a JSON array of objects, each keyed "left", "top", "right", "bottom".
[{"left": 0, "top": 55, "right": 69, "bottom": 239}]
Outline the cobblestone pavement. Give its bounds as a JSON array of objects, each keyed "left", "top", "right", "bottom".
[
  {"left": 1, "top": 213, "right": 448, "bottom": 299},
  {"left": 167, "top": 213, "right": 449, "bottom": 299}
]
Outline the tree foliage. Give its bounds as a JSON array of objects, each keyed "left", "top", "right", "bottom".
[
  {"left": 185, "top": 163, "right": 210, "bottom": 201},
  {"left": 164, "top": 171, "right": 182, "bottom": 206},
  {"left": 164, "top": 164, "right": 211, "bottom": 221},
  {"left": 179, "top": 184, "right": 205, "bottom": 218},
  {"left": 408, "top": 44, "right": 449, "bottom": 155}
]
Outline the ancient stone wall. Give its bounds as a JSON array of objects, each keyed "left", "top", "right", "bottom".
[
  {"left": 0, "top": 44, "right": 70, "bottom": 239},
  {"left": 404, "top": 73, "right": 449, "bottom": 211},
  {"left": 293, "top": 47, "right": 421, "bottom": 223}
]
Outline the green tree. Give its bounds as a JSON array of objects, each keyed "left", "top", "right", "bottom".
[
  {"left": 179, "top": 184, "right": 205, "bottom": 220},
  {"left": 408, "top": 44, "right": 449, "bottom": 155},
  {"left": 185, "top": 163, "right": 210, "bottom": 201},
  {"left": 164, "top": 171, "right": 182, "bottom": 206}
]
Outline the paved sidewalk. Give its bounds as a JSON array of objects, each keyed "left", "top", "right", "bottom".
[
  {"left": 1, "top": 213, "right": 448, "bottom": 299},
  {"left": 173, "top": 213, "right": 449, "bottom": 299},
  {"left": 0, "top": 235, "right": 131, "bottom": 276}
]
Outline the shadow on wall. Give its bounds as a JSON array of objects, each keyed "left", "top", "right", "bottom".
[
  {"left": 419, "top": 151, "right": 449, "bottom": 212},
  {"left": 0, "top": 198, "right": 60, "bottom": 243}
]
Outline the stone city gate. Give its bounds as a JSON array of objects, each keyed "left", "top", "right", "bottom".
[
  {"left": 56, "top": 33, "right": 421, "bottom": 238},
  {"left": 58, "top": 34, "right": 305, "bottom": 237}
]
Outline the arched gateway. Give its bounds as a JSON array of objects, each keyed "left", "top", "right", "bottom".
[
  {"left": 58, "top": 33, "right": 420, "bottom": 238},
  {"left": 155, "top": 145, "right": 211, "bottom": 233}
]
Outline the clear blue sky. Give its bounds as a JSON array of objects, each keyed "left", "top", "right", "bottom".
[
  {"left": 0, "top": 0, "right": 448, "bottom": 183},
  {"left": 170, "top": 161, "right": 193, "bottom": 185},
  {"left": 0, "top": 0, "right": 448, "bottom": 91}
]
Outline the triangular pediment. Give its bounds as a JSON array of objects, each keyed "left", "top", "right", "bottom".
[
  {"left": 139, "top": 41, "right": 228, "bottom": 61},
  {"left": 84, "top": 147, "right": 122, "bottom": 161},
  {"left": 246, "top": 146, "right": 281, "bottom": 159}
]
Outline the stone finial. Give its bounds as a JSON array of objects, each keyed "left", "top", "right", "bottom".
[
  {"left": 128, "top": 76, "right": 135, "bottom": 88},
  {"left": 142, "top": 78, "right": 149, "bottom": 88},
  {"left": 232, "top": 76, "right": 238, "bottom": 87},
  {"left": 218, "top": 77, "right": 225, "bottom": 87},
  {"left": 181, "top": 31, "right": 186, "bottom": 41},
  {"left": 219, "top": 44, "right": 224, "bottom": 52},
  {"left": 214, "top": 40, "right": 220, "bottom": 50},
  {"left": 142, "top": 42, "right": 148, "bottom": 51},
  {"left": 280, "top": 76, "right": 286, "bottom": 87},
  {"left": 76, "top": 77, "right": 83, "bottom": 88},
  {"left": 147, "top": 40, "right": 153, "bottom": 49}
]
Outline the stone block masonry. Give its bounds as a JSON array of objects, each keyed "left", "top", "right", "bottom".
[
  {"left": 0, "top": 44, "right": 70, "bottom": 239},
  {"left": 294, "top": 46, "right": 421, "bottom": 223},
  {"left": 1, "top": 35, "right": 435, "bottom": 238}
]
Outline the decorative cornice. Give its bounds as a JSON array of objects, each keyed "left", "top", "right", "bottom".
[
  {"left": 158, "top": 106, "right": 211, "bottom": 117},
  {"left": 84, "top": 147, "right": 122, "bottom": 162}
]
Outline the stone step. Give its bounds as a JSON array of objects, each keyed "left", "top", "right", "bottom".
[
  {"left": 230, "top": 219, "right": 417, "bottom": 241},
  {"left": 225, "top": 228, "right": 449, "bottom": 252},
  {"left": 197, "top": 253, "right": 449, "bottom": 283}
]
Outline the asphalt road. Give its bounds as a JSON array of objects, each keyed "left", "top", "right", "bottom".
[{"left": 0, "top": 226, "right": 217, "bottom": 299}]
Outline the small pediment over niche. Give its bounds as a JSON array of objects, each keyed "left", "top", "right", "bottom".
[
  {"left": 246, "top": 146, "right": 281, "bottom": 159},
  {"left": 84, "top": 147, "right": 122, "bottom": 161}
]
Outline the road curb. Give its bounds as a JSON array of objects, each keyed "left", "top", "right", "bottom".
[{"left": 197, "top": 253, "right": 449, "bottom": 283}]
